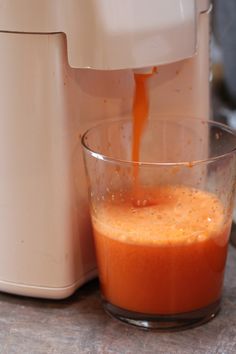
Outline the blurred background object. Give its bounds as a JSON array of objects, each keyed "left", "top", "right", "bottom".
[
  {"left": 212, "top": 0, "right": 236, "bottom": 246},
  {"left": 212, "top": 0, "right": 236, "bottom": 128}
]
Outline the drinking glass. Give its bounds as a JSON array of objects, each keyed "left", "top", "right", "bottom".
[{"left": 82, "top": 116, "right": 236, "bottom": 330}]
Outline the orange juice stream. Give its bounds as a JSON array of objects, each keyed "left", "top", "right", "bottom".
[
  {"left": 132, "top": 74, "right": 149, "bottom": 174},
  {"left": 132, "top": 71, "right": 153, "bottom": 202}
]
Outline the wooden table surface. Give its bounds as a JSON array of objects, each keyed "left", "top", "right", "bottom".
[{"left": 0, "top": 245, "right": 235, "bottom": 354}]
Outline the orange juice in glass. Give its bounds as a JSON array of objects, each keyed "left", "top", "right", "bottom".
[{"left": 82, "top": 117, "right": 236, "bottom": 330}]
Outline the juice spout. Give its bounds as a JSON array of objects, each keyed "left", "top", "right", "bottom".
[{"left": 133, "top": 67, "right": 157, "bottom": 76}]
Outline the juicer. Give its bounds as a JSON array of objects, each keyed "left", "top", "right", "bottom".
[{"left": 0, "top": 0, "right": 211, "bottom": 298}]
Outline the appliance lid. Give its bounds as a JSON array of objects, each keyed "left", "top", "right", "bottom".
[{"left": 0, "top": 0, "right": 210, "bottom": 69}]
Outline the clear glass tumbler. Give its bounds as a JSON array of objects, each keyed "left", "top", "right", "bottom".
[{"left": 82, "top": 117, "right": 236, "bottom": 330}]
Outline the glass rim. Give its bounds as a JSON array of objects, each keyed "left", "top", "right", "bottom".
[{"left": 81, "top": 117, "right": 236, "bottom": 167}]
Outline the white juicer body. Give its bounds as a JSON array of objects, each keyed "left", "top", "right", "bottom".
[{"left": 0, "top": 0, "right": 210, "bottom": 298}]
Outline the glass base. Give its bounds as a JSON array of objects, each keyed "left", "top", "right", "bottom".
[{"left": 103, "top": 299, "right": 221, "bottom": 331}]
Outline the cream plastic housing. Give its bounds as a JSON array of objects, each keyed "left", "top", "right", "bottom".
[{"left": 0, "top": 0, "right": 209, "bottom": 69}]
